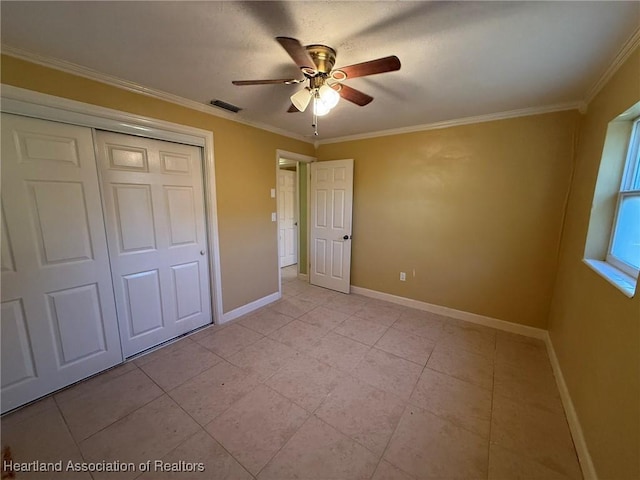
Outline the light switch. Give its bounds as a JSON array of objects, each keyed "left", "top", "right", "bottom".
[
  {"left": 271, "top": 212, "right": 277, "bottom": 222},
  {"left": 270, "top": 188, "right": 276, "bottom": 198}
]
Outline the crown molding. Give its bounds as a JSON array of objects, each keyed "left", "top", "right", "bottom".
[
  {"left": 1, "top": 44, "right": 314, "bottom": 145},
  {"left": 316, "top": 101, "right": 583, "bottom": 146},
  {"left": 6, "top": 34, "right": 635, "bottom": 148},
  {"left": 583, "top": 26, "right": 640, "bottom": 107}
]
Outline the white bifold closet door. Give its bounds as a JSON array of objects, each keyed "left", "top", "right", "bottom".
[
  {"left": 95, "top": 131, "right": 211, "bottom": 358},
  {"left": 1, "top": 114, "right": 123, "bottom": 413}
]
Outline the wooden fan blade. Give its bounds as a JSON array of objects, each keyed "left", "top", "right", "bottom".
[
  {"left": 338, "top": 84, "right": 373, "bottom": 106},
  {"left": 334, "top": 56, "right": 401, "bottom": 79},
  {"left": 287, "top": 104, "right": 301, "bottom": 113},
  {"left": 232, "top": 78, "right": 300, "bottom": 85},
  {"left": 276, "top": 37, "right": 317, "bottom": 72}
]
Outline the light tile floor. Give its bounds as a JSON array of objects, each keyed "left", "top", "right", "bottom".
[{"left": 1, "top": 266, "right": 582, "bottom": 479}]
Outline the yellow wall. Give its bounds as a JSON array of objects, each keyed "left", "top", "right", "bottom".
[
  {"left": 317, "top": 110, "right": 580, "bottom": 328},
  {"left": 547, "top": 47, "right": 640, "bottom": 480},
  {"left": 0, "top": 55, "right": 315, "bottom": 314}
]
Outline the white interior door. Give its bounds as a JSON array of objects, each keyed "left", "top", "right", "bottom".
[
  {"left": 1, "top": 114, "right": 123, "bottom": 413},
  {"left": 310, "top": 159, "right": 354, "bottom": 293},
  {"left": 278, "top": 169, "right": 298, "bottom": 268},
  {"left": 96, "top": 131, "right": 211, "bottom": 357}
]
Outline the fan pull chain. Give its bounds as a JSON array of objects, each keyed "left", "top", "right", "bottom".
[{"left": 312, "top": 113, "right": 319, "bottom": 136}]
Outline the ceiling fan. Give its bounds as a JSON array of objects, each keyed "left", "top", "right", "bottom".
[{"left": 232, "top": 37, "right": 401, "bottom": 134}]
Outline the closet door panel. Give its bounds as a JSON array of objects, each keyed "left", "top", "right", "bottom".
[
  {"left": 96, "top": 131, "right": 211, "bottom": 357},
  {"left": 1, "top": 113, "right": 123, "bottom": 413}
]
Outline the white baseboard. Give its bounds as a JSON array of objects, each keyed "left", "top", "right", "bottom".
[
  {"left": 544, "top": 333, "right": 597, "bottom": 480},
  {"left": 220, "top": 291, "right": 281, "bottom": 324},
  {"left": 297, "top": 273, "right": 309, "bottom": 281},
  {"left": 350, "top": 284, "right": 595, "bottom": 480},
  {"left": 350, "top": 285, "right": 547, "bottom": 339}
]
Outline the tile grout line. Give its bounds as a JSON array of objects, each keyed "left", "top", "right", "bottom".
[
  {"left": 193, "top": 322, "right": 267, "bottom": 360},
  {"left": 361, "top": 327, "right": 428, "bottom": 479},
  {"left": 172, "top": 391, "right": 259, "bottom": 480},
  {"left": 53, "top": 361, "right": 139, "bottom": 403},
  {"left": 175, "top": 356, "right": 273, "bottom": 478},
  {"left": 203, "top": 365, "right": 269, "bottom": 475},
  {"left": 50, "top": 394, "right": 95, "bottom": 478},
  {"left": 54, "top": 365, "right": 159, "bottom": 439},
  {"left": 313, "top": 372, "right": 404, "bottom": 456},
  {"left": 404, "top": 325, "right": 499, "bottom": 443},
  {"left": 75, "top": 368, "right": 166, "bottom": 445},
  {"left": 369, "top": 402, "right": 418, "bottom": 480},
  {"left": 243, "top": 383, "right": 312, "bottom": 479}
]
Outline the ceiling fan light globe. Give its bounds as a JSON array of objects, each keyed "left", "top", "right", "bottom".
[
  {"left": 290, "top": 88, "right": 312, "bottom": 112},
  {"left": 318, "top": 84, "right": 340, "bottom": 109},
  {"left": 313, "top": 97, "right": 331, "bottom": 116}
]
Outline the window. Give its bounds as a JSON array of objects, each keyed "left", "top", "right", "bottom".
[
  {"left": 606, "top": 117, "right": 640, "bottom": 278},
  {"left": 584, "top": 104, "right": 640, "bottom": 297}
]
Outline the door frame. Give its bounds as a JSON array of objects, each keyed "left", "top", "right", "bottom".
[
  {"left": 1, "top": 84, "right": 224, "bottom": 325},
  {"left": 275, "top": 149, "right": 315, "bottom": 291}
]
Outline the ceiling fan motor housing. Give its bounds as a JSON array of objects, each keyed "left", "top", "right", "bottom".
[{"left": 305, "top": 44, "right": 337, "bottom": 75}]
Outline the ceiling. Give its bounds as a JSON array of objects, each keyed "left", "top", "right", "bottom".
[{"left": 1, "top": 1, "right": 639, "bottom": 141}]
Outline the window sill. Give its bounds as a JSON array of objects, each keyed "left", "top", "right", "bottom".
[{"left": 583, "top": 259, "right": 637, "bottom": 298}]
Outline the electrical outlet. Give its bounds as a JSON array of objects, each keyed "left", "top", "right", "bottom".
[
  {"left": 400, "top": 272, "right": 406, "bottom": 281},
  {"left": 271, "top": 212, "right": 277, "bottom": 222}
]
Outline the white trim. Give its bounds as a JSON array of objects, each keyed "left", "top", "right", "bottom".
[
  {"left": 350, "top": 286, "right": 547, "bottom": 339},
  {"left": 583, "top": 259, "right": 636, "bottom": 298},
  {"left": 1, "top": 44, "right": 313, "bottom": 145},
  {"left": 317, "top": 102, "right": 582, "bottom": 145},
  {"left": 0, "top": 84, "right": 225, "bottom": 325},
  {"left": 221, "top": 292, "right": 281, "bottom": 324},
  {"left": 544, "top": 333, "right": 598, "bottom": 480},
  {"left": 1, "top": 85, "right": 206, "bottom": 146},
  {"left": 295, "top": 163, "right": 300, "bottom": 278},
  {"left": 275, "top": 149, "right": 316, "bottom": 164},
  {"left": 305, "top": 161, "right": 312, "bottom": 279},
  {"left": 584, "top": 26, "right": 640, "bottom": 107}
]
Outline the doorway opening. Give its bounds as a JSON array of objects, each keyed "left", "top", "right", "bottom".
[
  {"left": 276, "top": 150, "right": 315, "bottom": 293},
  {"left": 278, "top": 159, "right": 298, "bottom": 270}
]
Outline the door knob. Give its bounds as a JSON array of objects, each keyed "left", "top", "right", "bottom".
[
  {"left": 200, "top": 250, "right": 206, "bottom": 255},
  {"left": 343, "top": 235, "right": 351, "bottom": 240}
]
